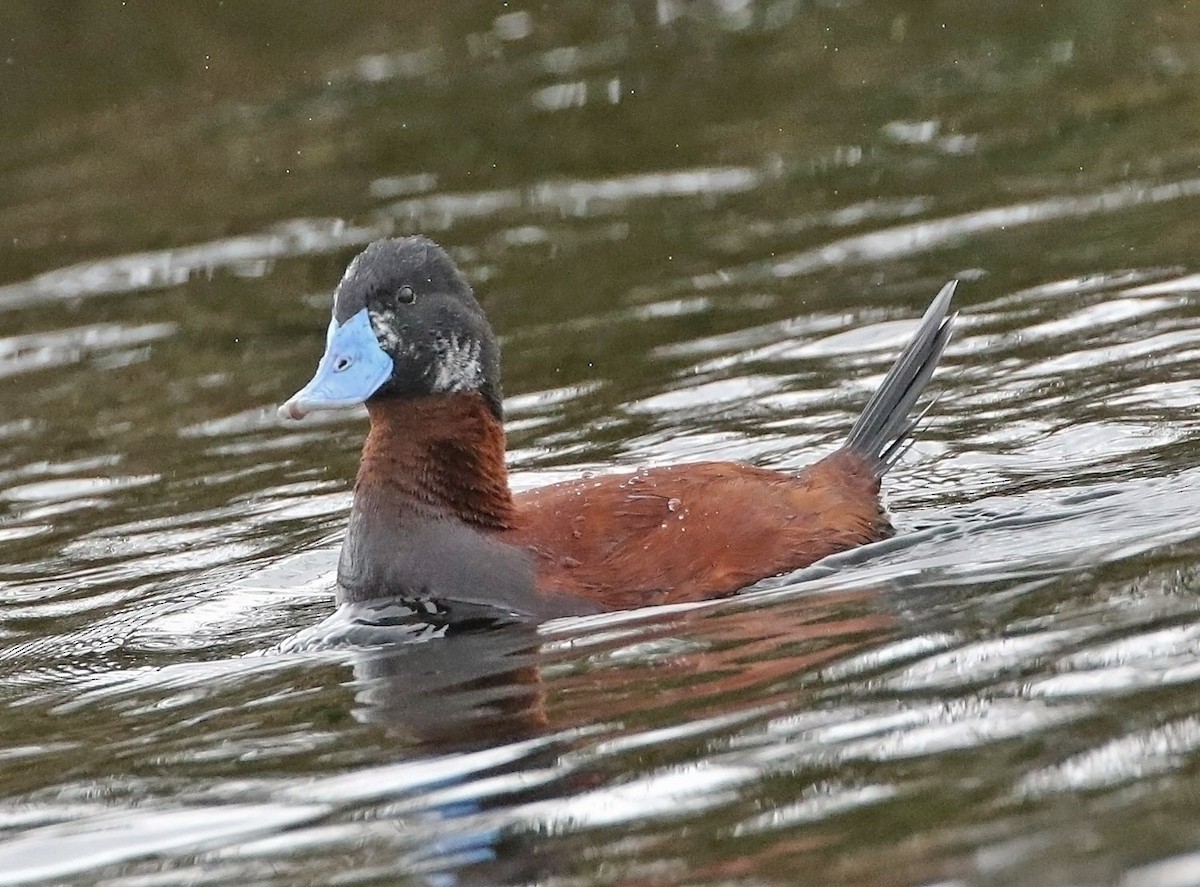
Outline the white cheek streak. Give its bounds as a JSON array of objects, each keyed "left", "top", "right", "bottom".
[
  {"left": 368, "top": 308, "right": 405, "bottom": 352},
  {"left": 431, "top": 334, "right": 483, "bottom": 392}
]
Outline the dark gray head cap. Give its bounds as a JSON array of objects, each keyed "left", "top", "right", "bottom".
[{"left": 333, "top": 236, "right": 504, "bottom": 418}]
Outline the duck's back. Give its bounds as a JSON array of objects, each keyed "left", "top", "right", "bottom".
[{"left": 505, "top": 449, "right": 886, "bottom": 610}]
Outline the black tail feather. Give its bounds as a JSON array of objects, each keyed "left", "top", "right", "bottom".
[{"left": 844, "top": 281, "right": 956, "bottom": 476}]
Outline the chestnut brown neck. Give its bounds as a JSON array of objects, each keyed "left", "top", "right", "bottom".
[{"left": 357, "top": 393, "right": 515, "bottom": 528}]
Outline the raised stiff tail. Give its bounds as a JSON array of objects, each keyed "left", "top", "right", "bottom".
[{"left": 843, "top": 280, "right": 956, "bottom": 475}]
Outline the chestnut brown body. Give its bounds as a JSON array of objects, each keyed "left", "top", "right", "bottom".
[
  {"left": 511, "top": 451, "right": 885, "bottom": 611},
  {"left": 343, "top": 395, "right": 888, "bottom": 616}
]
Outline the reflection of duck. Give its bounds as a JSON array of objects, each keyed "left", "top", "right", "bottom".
[
  {"left": 279, "top": 237, "right": 954, "bottom": 618},
  {"left": 329, "top": 603, "right": 548, "bottom": 744},
  {"left": 330, "top": 589, "right": 895, "bottom": 740},
  {"left": 300, "top": 591, "right": 898, "bottom": 885}
]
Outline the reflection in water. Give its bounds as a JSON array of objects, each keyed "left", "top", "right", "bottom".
[
  {"left": 316, "top": 589, "right": 897, "bottom": 746},
  {"left": 287, "top": 602, "right": 551, "bottom": 747},
  {"left": 317, "top": 613, "right": 571, "bottom": 886},
  {"left": 272, "top": 590, "right": 899, "bottom": 885}
]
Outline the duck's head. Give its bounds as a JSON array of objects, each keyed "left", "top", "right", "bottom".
[{"left": 279, "top": 236, "right": 502, "bottom": 421}]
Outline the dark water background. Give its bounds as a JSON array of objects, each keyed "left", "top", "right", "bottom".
[{"left": 5, "top": 2, "right": 1200, "bottom": 884}]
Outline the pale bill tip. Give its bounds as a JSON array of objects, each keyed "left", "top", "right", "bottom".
[{"left": 278, "top": 399, "right": 307, "bottom": 421}]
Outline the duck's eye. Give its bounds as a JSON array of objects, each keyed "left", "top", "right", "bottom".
[
  {"left": 397, "top": 285, "right": 416, "bottom": 305},
  {"left": 334, "top": 356, "right": 353, "bottom": 372}
]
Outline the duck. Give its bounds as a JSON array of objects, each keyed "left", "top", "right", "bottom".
[{"left": 278, "top": 236, "right": 955, "bottom": 619}]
